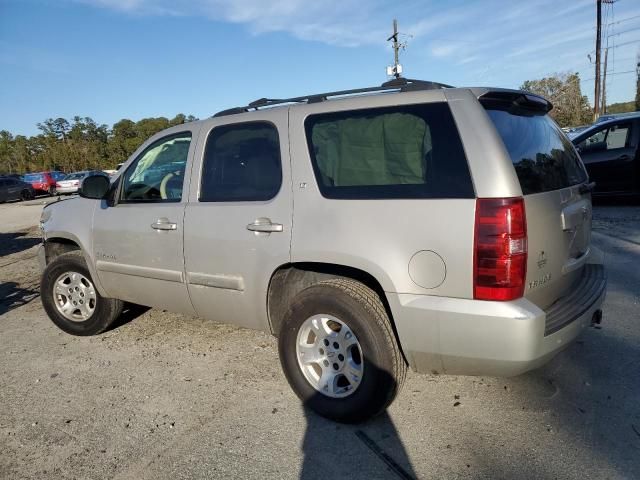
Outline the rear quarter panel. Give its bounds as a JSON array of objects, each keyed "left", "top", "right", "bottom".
[{"left": 288, "top": 92, "right": 477, "bottom": 298}]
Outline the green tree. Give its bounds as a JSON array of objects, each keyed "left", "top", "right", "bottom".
[{"left": 521, "top": 72, "right": 592, "bottom": 127}]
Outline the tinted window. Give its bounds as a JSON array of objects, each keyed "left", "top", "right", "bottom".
[
  {"left": 304, "top": 103, "right": 473, "bottom": 199},
  {"left": 485, "top": 109, "right": 587, "bottom": 195},
  {"left": 51, "top": 172, "right": 66, "bottom": 181},
  {"left": 200, "top": 122, "right": 282, "bottom": 202},
  {"left": 121, "top": 133, "right": 191, "bottom": 202}
]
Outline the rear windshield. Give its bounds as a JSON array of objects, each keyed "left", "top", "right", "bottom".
[
  {"left": 484, "top": 109, "right": 587, "bottom": 195},
  {"left": 304, "top": 103, "right": 474, "bottom": 199},
  {"left": 23, "top": 173, "right": 44, "bottom": 182}
]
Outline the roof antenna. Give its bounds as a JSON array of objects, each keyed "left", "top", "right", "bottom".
[{"left": 386, "top": 19, "right": 409, "bottom": 79}]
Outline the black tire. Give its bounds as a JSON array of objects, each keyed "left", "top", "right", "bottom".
[
  {"left": 40, "top": 251, "right": 123, "bottom": 336},
  {"left": 49, "top": 186, "right": 56, "bottom": 196},
  {"left": 20, "top": 189, "right": 32, "bottom": 201},
  {"left": 278, "top": 278, "right": 407, "bottom": 423}
]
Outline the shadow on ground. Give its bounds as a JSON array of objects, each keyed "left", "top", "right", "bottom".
[
  {"left": 0, "top": 281, "right": 39, "bottom": 315},
  {"left": 106, "top": 303, "right": 151, "bottom": 331},
  {"left": 0, "top": 231, "right": 40, "bottom": 257}
]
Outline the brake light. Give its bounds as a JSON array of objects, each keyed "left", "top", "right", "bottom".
[{"left": 474, "top": 197, "right": 527, "bottom": 301}]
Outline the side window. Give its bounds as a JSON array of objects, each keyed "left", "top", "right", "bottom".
[
  {"left": 199, "top": 122, "right": 282, "bottom": 202},
  {"left": 605, "top": 124, "right": 629, "bottom": 149},
  {"left": 304, "top": 103, "right": 474, "bottom": 199},
  {"left": 578, "top": 124, "right": 630, "bottom": 153},
  {"left": 121, "top": 132, "right": 192, "bottom": 202}
]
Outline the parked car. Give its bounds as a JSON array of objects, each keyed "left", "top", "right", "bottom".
[
  {"left": 0, "top": 176, "right": 35, "bottom": 202},
  {"left": 38, "top": 79, "right": 606, "bottom": 422},
  {"left": 22, "top": 171, "right": 66, "bottom": 196},
  {"left": 571, "top": 112, "right": 640, "bottom": 196},
  {"left": 56, "top": 171, "right": 108, "bottom": 195},
  {"left": 562, "top": 125, "right": 589, "bottom": 139}
]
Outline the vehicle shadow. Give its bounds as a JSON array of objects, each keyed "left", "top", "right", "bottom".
[
  {"left": 299, "top": 367, "right": 417, "bottom": 480},
  {"left": 0, "top": 231, "right": 40, "bottom": 257},
  {"left": 105, "top": 303, "right": 151, "bottom": 332},
  {"left": 0, "top": 281, "right": 39, "bottom": 315}
]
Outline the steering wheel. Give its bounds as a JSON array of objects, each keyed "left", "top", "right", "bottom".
[{"left": 160, "top": 172, "right": 176, "bottom": 200}]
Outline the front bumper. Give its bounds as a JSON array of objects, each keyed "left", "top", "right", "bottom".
[
  {"left": 55, "top": 186, "right": 79, "bottom": 194},
  {"left": 388, "top": 263, "right": 607, "bottom": 377}
]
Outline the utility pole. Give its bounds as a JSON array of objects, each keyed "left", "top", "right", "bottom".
[
  {"left": 601, "top": 47, "right": 609, "bottom": 114},
  {"left": 386, "top": 19, "right": 403, "bottom": 79},
  {"left": 594, "top": 0, "right": 602, "bottom": 120}
]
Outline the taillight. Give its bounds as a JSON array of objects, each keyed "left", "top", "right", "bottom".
[{"left": 474, "top": 197, "right": 527, "bottom": 301}]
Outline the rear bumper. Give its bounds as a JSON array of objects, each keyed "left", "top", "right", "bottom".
[{"left": 388, "top": 263, "right": 607, "bottom": 377}]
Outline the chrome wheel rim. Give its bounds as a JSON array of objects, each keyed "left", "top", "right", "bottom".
[
  {"left": 53, "top": 271, "right": 97, "bottom": 322},
  {"left": 296, "top": 314, "right": 364, "bottom": 398}
]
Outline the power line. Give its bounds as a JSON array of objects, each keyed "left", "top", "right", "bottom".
[{"left": 606, "top": 13, "right": 640, "bottom": 26}]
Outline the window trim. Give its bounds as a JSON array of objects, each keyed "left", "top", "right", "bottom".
[
  {"left": 198, "top": 120, "right": 283, "bottom": 203},
  {"left": 118, "top": 131, "right": 193, "bottom": 205},
  {"left": 303, "top": 102, "right": 475, "bottom": 200}
]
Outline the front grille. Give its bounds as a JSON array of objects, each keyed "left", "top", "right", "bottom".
[{"left": 544, "top": 264, "right": 606, "bottom": 336}]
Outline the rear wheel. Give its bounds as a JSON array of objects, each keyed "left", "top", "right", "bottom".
[
  {"left": 48, "top": 186, "right": 56, "bottom": 196},
  {"left": 41, "top": 251, "right": 123, "bottom": 336},
  {"left": 20, "top": 189, "right": 32, "bottom": 201},
  {"left": 278, "top": 278, "right": 406, "bottom": 423}
]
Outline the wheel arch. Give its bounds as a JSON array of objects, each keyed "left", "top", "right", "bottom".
[
  {"left": 43, "top": 233, "right": 108, "bottom": 297},
  {"left": 266, "top": 262, "right": 407, "bottom": 362}
]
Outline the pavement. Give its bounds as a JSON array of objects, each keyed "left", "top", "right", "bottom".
[{"left": 0, "top": 200, "right": 639, "bottom": 479}]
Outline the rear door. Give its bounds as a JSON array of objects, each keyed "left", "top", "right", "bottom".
[
  {"left": 183, "top": 110, "right": 292, "bottom": 332},
  {"left": 483, "top": 102, "right": 591, "bottom": 310},
  {"left": 575, "top": 121, "right": 637, "bottom": 193}
]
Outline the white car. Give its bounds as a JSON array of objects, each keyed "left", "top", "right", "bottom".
[{"left": 56, "top": 171, "right": 107, "bottom": 195}]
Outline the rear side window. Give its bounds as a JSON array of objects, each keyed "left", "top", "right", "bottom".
[
  {"left": 484, "top": 108, "right": 587, "bottom": 195},
  {"left": 200, "top": 122, "right": 282, "bottom": 202},
  {"left": 304, "top": 103, "right": 474, "bottom": 199}
]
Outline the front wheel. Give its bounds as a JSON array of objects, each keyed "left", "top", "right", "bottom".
[
  {"left": 40, "top": 251, "right": 123, "bottom": 336},
  {"left": 278, "top": 279, "right": 406, "bottom": 423}
]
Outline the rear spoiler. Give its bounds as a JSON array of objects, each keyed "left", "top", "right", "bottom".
[{"left": 478, "top": 90, "right": 553, "bottom": 116}]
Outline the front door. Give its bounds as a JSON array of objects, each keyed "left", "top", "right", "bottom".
[
  {"left": 92, "top": 126, "right": 199, "bottom": 314},
  {"left": 578, "top": 121, "right": 637, "bottom": 193},
  {"left": 183, "top": 110, "right": 292, "bottom": 331}
]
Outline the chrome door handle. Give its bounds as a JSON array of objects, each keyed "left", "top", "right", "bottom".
[
  {"left": 246, "top": 218, "right": 283, "bottom": 233},
  {"left": 151, "top": 218, "right": 177, "bottom": 231}
]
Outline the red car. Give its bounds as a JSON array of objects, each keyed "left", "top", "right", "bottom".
[{"left": 21, "top": 171, "right": 66, "bottom": 196}]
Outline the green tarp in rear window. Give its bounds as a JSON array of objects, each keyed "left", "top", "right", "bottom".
[{"left": 311, "top": 112, "right": 431, "bottom": 187}]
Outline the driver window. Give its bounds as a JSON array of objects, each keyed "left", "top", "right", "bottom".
[{"left": 121, "top": 133, "right": 192, "bottom": 202}]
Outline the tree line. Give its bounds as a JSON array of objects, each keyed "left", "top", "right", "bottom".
[
  {"left": 0, "top": 114, "right": 197, "bottom": 175},
  {"left": 2, "top": 71, "right": 639, "bottom": 175}
]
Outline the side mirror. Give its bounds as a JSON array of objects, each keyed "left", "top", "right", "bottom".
[{"left": 79, "top": 174, "right": 110, "bottom": 199}]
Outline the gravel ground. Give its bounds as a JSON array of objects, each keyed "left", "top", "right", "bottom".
[{"left": 0, "top": 200, "right": 639, "bottom": 479}]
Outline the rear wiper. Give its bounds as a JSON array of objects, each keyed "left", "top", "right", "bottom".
[{"left": 579, "top": 182, "right": 596, "bottom": 194}]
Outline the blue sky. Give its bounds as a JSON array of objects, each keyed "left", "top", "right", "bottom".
[{"left": 1, "top": 0, "right": 640, "bottom": 136}]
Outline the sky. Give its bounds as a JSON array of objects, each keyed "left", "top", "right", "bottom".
[{"left": 1, "top": 0, "right": 640, "bottom": 136}]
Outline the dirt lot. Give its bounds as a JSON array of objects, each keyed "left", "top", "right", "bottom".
[{"left": 1, "top": 198, "right": 639, "bottom": 479}]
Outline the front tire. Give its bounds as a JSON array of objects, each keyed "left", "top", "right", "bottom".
[
  {"left": 41, "top": 251, "right": 123, "bottom": 336},
  {"left": 278, "top": 279, "right": 406, "bottom": 423}
]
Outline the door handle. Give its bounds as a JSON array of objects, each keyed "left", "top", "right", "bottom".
[
  {"left": 151, "top": 218, "right": 177, "bottom": 231},
  {"left": 246, "top": 218, "right": 283, "bottom": 233}
]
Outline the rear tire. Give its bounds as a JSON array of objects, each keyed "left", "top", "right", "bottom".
[
  {"left": 20, "top": 190, "right": 32, "bottom": 201},
  {"left": 278, "top": 278, "right": 406, "bottom": 423},
  {"left": 41, "top": 251, "right": 123, "bottom": 336}
]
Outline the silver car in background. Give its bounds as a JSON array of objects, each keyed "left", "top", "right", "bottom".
[
  {"left": 37, "top": 79, "right": 606, "bottom": 423},
  {"left": 56, "top": 171, "right": 108, "bottom": 195}
]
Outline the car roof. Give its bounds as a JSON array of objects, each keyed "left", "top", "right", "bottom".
[
  {"left": 207, "top": 79, "right": 549, "bottom": 119},
  {"left": 572, "top": 113, "right": 640, "bottom": 142}
]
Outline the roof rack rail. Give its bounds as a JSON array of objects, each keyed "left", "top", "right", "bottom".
[{"left": 213, "top": 78, "right": 453, "bottom": 117}]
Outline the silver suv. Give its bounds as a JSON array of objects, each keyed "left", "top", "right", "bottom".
[{"left": 38, "top": 79, "right": 607, "bottom": 422}]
